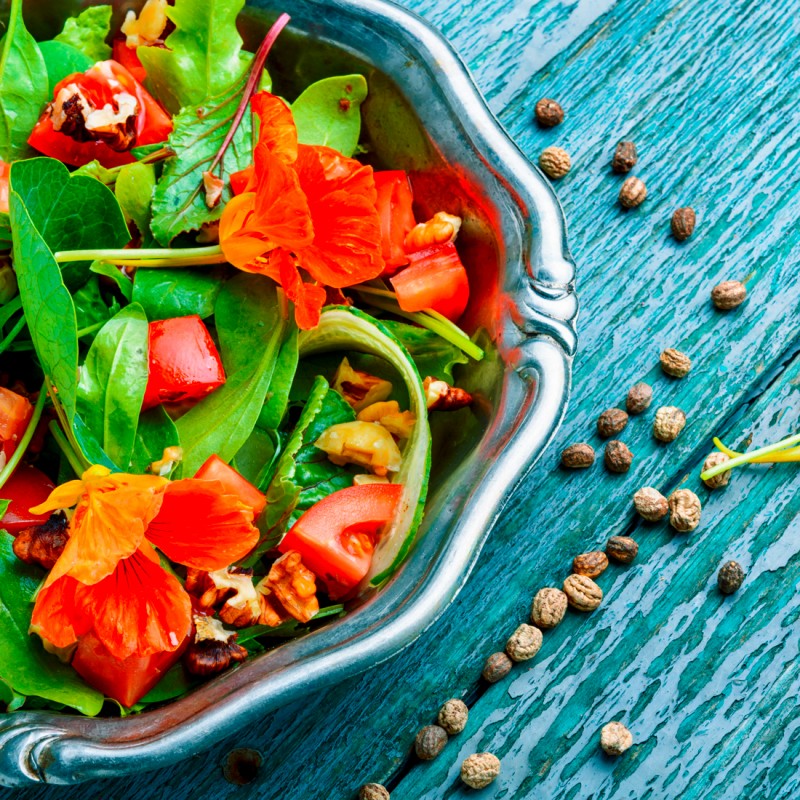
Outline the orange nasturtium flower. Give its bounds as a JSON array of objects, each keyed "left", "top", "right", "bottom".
[
  {"left": 30, "top": 465, "right": 259, "bottom": 660},
  {"left": 220, "top": 92, "right": 384, "bottom": 329}
]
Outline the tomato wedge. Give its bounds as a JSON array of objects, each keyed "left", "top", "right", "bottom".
[
  {"left": 278, "top": 483, "right": 403, "bottom": 599},
  {"left": 373, "top": 171, "right": 416, "bottom": 274},
  {"left": 112, "top": 38, "right": 148, "bottom": 84},
  {"left": 0, "top": 387, "right": 33, "bottom": 461},
  {"left": 194, "top": 454, "right": 266, "bottom": 516},
  {"left": 1, "top": 465, "right": 55, "bottom": 535},
  {"left": 390, "top": 241, "right": 470, "bottom": 321},
  {"left": 0, "top": 159, "right": 10, "bottom": 214}
]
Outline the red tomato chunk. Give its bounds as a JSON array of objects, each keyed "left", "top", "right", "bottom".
[
  {"left": 0, "top": 386, "right": 33, "bottom": 461},
  {"left": 1, "top": 464, "right": 55, "bottom": 534},
  {"left": 373, "top": 170, "right": 416, "bottom": 274}
]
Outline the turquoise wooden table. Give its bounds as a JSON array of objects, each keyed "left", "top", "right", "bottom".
[{"left": 8, "top": 0, "right": 800, "bottom": 796}]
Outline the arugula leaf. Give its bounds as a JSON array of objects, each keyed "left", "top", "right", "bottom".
[
  {"left": 38, "top": 40, "right": 93, "bottom": 95},
  {"left": 132, "top": 267, "right": 223, "bottom": 320},
  {"left": 129, "top": 406, "right": 180, "bottom": 474},
  {"left": 381, "top": 319, "right": 468, "bottom": 382},
  {"left": 176, "top": 273, "right": 288, "bottom": 475},
  {"left": 257, "top": 326, "right": 299, "bottom": 431},
  {"left": 115, "top": 161, "right": 157, "bottom": 246},
  {"left": 137, "top": 0, "right": 252, "bottom": 114},
  {"left": 0, "top": 0, "right": 48, "bottom": 162},
  {"left": 292, "top": 75, "right": 368, "bottom": 157},
  {"left": 0, "top": 533, "right": 104, "bottom": 716},
  {"left": 53, "top": 5, "right": 112, "bottom": 63}
]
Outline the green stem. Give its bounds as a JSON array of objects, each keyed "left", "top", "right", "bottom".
[
  {"left": 0, "top": 314, "right": 27, "bottom": 355},
  {"left": 9, "top": 320, "right": 107, "bottom": 352},
  {"left": 0, "top": 385, "right": 47, "bottom": 492},
  {"left": 53, "top": 245, "right": 224, "bottom": 264},
  {"left": 700, "top": 432, "right": 800, "bottom": 481},
  {"left": 105, "top": 254, "right": 227, "bottom": 268},
  {"left": 48, "top": 420, "right": 84, "bottom": 477}
]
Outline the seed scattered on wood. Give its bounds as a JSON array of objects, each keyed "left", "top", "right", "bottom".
[
  {"left": 597, "top": 408, "right": 629, "bottom": 438},
  {"left": 604, "top": 440, "right": 633, "bottom": 473},
  {"left": 482, "top": 651, "right": 513, "bottom": 683},
  {"left": 703, "top": 452, "right": 731, "bottom": 489},
  {"left": 414, "top": 725, "right": 448, "bottom": 760},
  {"left": 600, "top": 721, "right": 633, "bottom": 756},
  {"left": 561, "top": 443, "right": 595, "bottom": 469},
  {"left": 563, "top": 573, "right": 603, "bottom": 611},
  {"left": 626, "top": 382, "right": 653, "bottom": 415},
  {"left": 606, "top": 536, "right": 639, "bottom": 564},
  {"left": 535, "top": 97, "right": 564, "bottom": 127},
  {"left": 437, "top": 699, "right": 469, "bottom": 735},
  {"left": 505, "top": 624, "right": 543, "bottom": 662},
  {"left": 618, "top": 176, "right": 647, "bottom": 208},
  {"left": 717, "top": 560, "right": 745, "bottom": 594},
  {"left": 611, "top": 141, "right": 638, "bottom": 174},
  {"left": 671, "top": 207, "right": 696, "bottom": 241},
  {"left": 660, "top": 348, "right": 692, "bottom": 378},
  {"left": 653, "top": 406, "right": 686, "bottom": 442},
  {"left": 633, "top": 486, "right": 669, "bottom": 521},
  {"left": 460, "top": 753, "right": 501, "bottom": 789},
  {"left": 531, "top": 587, "right": 569, "bottom": 629},
  {"left": 359, "top": 784, "right": 391, "bottom": 800},
  {"left": 572, "top": 551, "right": 609, "bottom": 578},
  {"left": 539, "top": 146, "right": 572, "bottom": 179},
  {"left": 668, "top": 489, "right": 701, "bottom": 532},
  {"left": 711, "top": 280, "right": 747, "bottom": 310}
]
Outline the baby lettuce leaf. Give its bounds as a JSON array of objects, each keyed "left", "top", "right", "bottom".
[
  {"left": 115, "top": 161, "right": 157, "bottom": 246},
  {"left": 132, "top": 267, "right": 223, "bottom": 320},
  {"left": 38, "top": 40, "right": 93, "bottom": 96},
  {"left": 381, "top": 319, "right": 468, "bottom": 383},
  {"left": 53, "top": 5, "right": 112, "bottom": 62},
  {"left": 77, "top": 304, "right": 149, "bottom": 470},
  {"left": 257, "top": 327, "right": 299, "bottom": 432},
  {"left": 0, "top": 533, "right": 104, "bottom": 716},
  {"left": 292, "top": 75, "right": 368, "bottom": 158},
  {"left": 176, "top": 274, "right": 288, "bottom": 475},
  {"left": 129, "top": 406, "right": 180, "bottom": 475},
  {"left": 138, "top": 0, "right": 253, "bottom": 115},
  {"left": 0, "top": 0, "right": 49, "bottom": 162}
]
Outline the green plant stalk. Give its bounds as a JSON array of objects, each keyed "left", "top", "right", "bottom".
[
  {"left": 105, "top": 254, "right": 227, "bottom": 268},
  {"left": 53, "top": 244, "right": 224, "bottom": 264},
  {"left": 9, "top": 320, "right": 106, "bottom": 352},
  {"left": 46, "top": 379, "right": 90, "bottom": 473},
  {"left": 0, "top": 314, "right": 26, "bottom": 355},
  {"left": 700, "top": 432, "right": 800, "bottom": 481},
  {"left": 48, "top": 420, "right": 84, "bottom": 477},
  {"left": 0, "top": 384, "right": 47, "bottom": 491}
]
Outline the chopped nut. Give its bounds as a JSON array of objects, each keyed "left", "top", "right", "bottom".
[
  {"left": 437, "top": 698, "right": 469, "bottom": 734},
  {"left": 561, "top": 442, "right": 595, "bottom": 469},
  {"left": 604, "top": 440, "right": 633, "bottom": 473},
  {"left": 261, "top": 551, "right": 319, "bottom": 623},
  {"left": 404, "top": 212, "right": 461, "bottom": 253},
  {"left": 702, "top": 452, "right": 731, "bottom": 489},
  {"left": 359, "top": 784, "right": 390, "bottom": 800},
  {"left": 148, "top": 445, "right": 183, "bottom": 476},
  {"left": 563, "top": 574, "right": 603, "bottom": 611},
  {"left": 618, "top": 176, "right": 647, "bottom": 209},
  {"left": 423, "top": 376, "right": 473, "bottom": 411},
  {"left": 482, "top": 651, "right": 513, "bottom": 683},
  {"left": 600, "top": 721, "right": 633, "bottom": 755},
  {"left": 315, "top": 420, "right": 402, "bottom": 476},
  {"left": 671, "top": 207, "right": 696, "bottom": 241},
  {"left": 572, "top": 551, "right": 609, "bottom": 578},
  {"left": 12, "top": 513, "right": 69, "bottom": 570},
  {"left": 358, "top": 400, "right": 416, "bottom": 439},
  {"left": 505, "top": 624, "right": 542, "bottom": 662},
  {"left": 611, "top": 141, "right": 638, "bottom": 174},
  {"left": 606, "top": 536, "right": 638, "bottom": 564},
  {"left": 668, "top": 489, "right": 701, "bottom": 532},
  {"left": 633, "top": 487, "right": 669, "bottom": 521},
  {"left": 353, "top": 474, "right": 391, "bottom": 486},
  {"left": 535, "top": 97, "right": 564, "bottom": 127},
  {"left": 332, "top": 358, "right": 392, "bottom": 411},
  {"left": 717, "top": 560, "right": 745, "bottom": 594},
  {"left": 711, "top": 280, "right": 747, "bottom": 310},
  {"left": 121, "top": 0, "right": 168, "bottom": 47},
  {"left": 653, "top": 406, "right": 686, "bottom": 442},
  {"left": 183, "top": 614, "right": 248, "bottom": 677},
  {"left": 597, "top": 408, "right": 629, "bottom": 438},
  {"left": 531, "top": 587, "right": 568, "bottom": 629},
  {"left": 539, "top": 146, "right": 571, "bottom": 179},
  {"left": 414, "top": 725, "right": 448, "bottom": 760},
  {"left": 660, "top": 348, "right": 692, "bottom": 378},
  {"left": 626, "top": 382, "right": 653, "bottom": 415},
  {"left": 460, "top": 753, "right": 501, "bottom": 789},
  {"left": 202, "top": 171, "right": 225, "bottom": 209}
]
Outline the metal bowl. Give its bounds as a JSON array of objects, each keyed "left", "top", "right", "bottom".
[{"left": 0, "top": 0, "right": 577, "bottom": 786}]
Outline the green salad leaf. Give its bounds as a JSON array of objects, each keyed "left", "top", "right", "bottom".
[
  {"left": 0, "top": 0, "right": 48, "bottom": 162},
  {"left": 53, "top": 5, "right": 112, "bottom": 63},
  {"left": 381, "top": 319, "right": 468, "bottom": 383},
  {"left": 132, "top": 267, "right": 223, "bottom": 320},
  {"left": 38, "top": 40, "right": 92, "bottom": 95},
  {"left": 90, "top": 261, "right": 133, "bottom": 302},
  {"left": 292, "top": 75, "right": 368, "bottom": 158},
  {"left": 257, "top": 327, "right": 299, "bottom": 431},
  {"left": 129, "top": 406, "right": 180, "bottom": 475},
  {"left": 115, "top": 161, "right": 157, "bottom": 246},
  {"left": 0, "top": 212, "right": 11, "bottom": 251},
  {"left": 73, "top": 275, "right": 115, "bottom": 330}
]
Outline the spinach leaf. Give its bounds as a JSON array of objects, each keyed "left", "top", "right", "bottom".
[
  {"left": 381, "top": 319, "right": 468, "bottom": 382},
  {"left": 292, "top": 75, "right": 368, "bottom": 158},
  {"left": 139, "top": 662, "right": 199, "bottom": 704},
  {"left": 233, "top": 426, "right": 278, "bottom": 487},
  {"left": 38, "top": 40, "right": 92, "bottom": 95},
  {"left": 0, "top": 212, "right": 11, "bottom": 250},
  {"left": 53, "top": 5, "right": 112, "bottom": 63},
  {"left": 257, "top": 326, "right": 298, "bottom": 431},
  {"left": 77, "top": 304, "right": 149, "bottom": 469},
  {"left": 115, "top": 161, "right": 156, "bottom": 246},
  {"left": 137, "top": 0, "right": 253, "bottom": 115},
  {"left": 176, "top": 273, "right": 288, "bottom": 475},
  {"left": 0, "top": 533, "right": 104, "bottom": 716},
  {"left": 0, "top": 0, "right": 48, "bottom": 162},
  {"left": 90, "top": 260, "right": 133, "bottom": 302},
  {"left": 129, "top": 406, "right": 180, "bottom": 475},
  {"left": 132, "top": 268, "right": 223, "bottom": 320},
  {"left": 73, "top": 276, "right": 113, "bottom": 330},
  {"left": 72, "top": 159, "right": 117, "bottom": 185}
]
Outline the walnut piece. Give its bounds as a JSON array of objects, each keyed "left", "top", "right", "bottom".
[
  {"left": 600, "top": 721, "right": 633, "bottom": 755},
  {"left": 505, "top": 624, "right": 542, "bottom": 662},
  {"left": 332, "top": 358, "right": 392, "bottom": 411},
  {"left": 668, "top": 489, "right": 701, "bottom": 532},
  {"left": 437, "top": 698, "right": 468, "bottom": 734},
  {"left": 315, "top": 421, "right": 402, "bottom": 476},
  {"left": 121, "top": 0, "right": 168, "bottom": 47},
  {"left": 460, "top": 753, "right": 501, "bottom": 789},
  {"left": 660, "top": 348, "right": 692, "bottom": 378},
  {"left": 633, "top": 486, "right": 669, "bottom": 521},
  {"left": 702, "top": 452, "right": 731, "bottom": 489},
  {"left": 531, "top": 587, "right": 568, "bottom": 629},
  {"left": 357, "top": 400, "right": 416, "bottom": 439},
  {"left": 563, "top": 574, "right": 603, "bottom": 611},
  {"left": 423, "top": 377, "right": 473, "bottom": 411},
  {"left": 183, "top": 614, "right": 248, "bottom": 677},
  {"left": 261, "top": 551, "right": 319, "bottom": 623},
  {"left": 404, "top": 211, "right": 461, "bottom": 253},
  {"left": 572, "top": 551, "right": 609, "bottom": 578},
  {"left": 12, "top": 513, "right": 69, "bottom": 570}
]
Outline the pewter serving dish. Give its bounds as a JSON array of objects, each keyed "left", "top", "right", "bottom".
[{"left": 0, "top": 0, "right": 577, "bottom": 786}]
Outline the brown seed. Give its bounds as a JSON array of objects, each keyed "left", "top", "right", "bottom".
[
  {"left": 572, "top": 551, "right": 609, "bottom": 578},
  {"left": 619, "top": 176, "right": 646, "bottom": 208},
  {"left": 606, "top": 536, "right": 638, "bottom": 564},
  {"left": 604, "top": 440, "right": 633, "bottom": 473},
  {"left": 600, "top": 721, "right": 633, "bottom": 755},
  {"left": 359, "top": 784, "right": 391, "bottom": 800},
  {"left": 633, "top": 486, "right": 669, "bottom": 521},
  {"left": 702, "top": 452, "right": 731, "bottom": 489},
  {"left": 482, "top": 651, "right": 513, "bottom": 683},
  {"left": 717, "top": 560, "right": 745, "bottom": 594},
  {"left": 535, "top": 97, "right": 564, "bottom": 127},
  {"left": 626, "top": 382, "right": 653, "bottom": 415},
  {"left": 671, "top": 207, "right": 696, "bottom": 241},
  {"left": 414, "top": 725, "right": 448, "bottom": 760},
  {"left": 437, "top": 699, "right": 468, "bottom": 734},
  {"left": 563, "top": 573, "right": 603, "bottom": 611},
  {"left": 460, "top": 753, "right": 501, "bottom": 789},
  {"left": 539, "top": 146, "right": 571, "bottom": 179},
  {"left": 711, "top": 280, "right": 747, "bottom": 310},
  {"left": 531, "top": 587, "right": 568, "bottom": 629},
  {"left": 561, "top": 442, "right": 595, "bottom": 469},
  {"left": 668, "top": 489, "right": 701, "bottom": 532},
  {"left": 653, "top": 406, "right": 686, "bottom": 442},
  {"left": 660, "top": 348, "right": 692, "bottom": 378},
  {"left": 505, "top": 624, "right": 543, "bottom": 662},
  {"left": 597, "top": 408, "right": 629, "bottom": 438},
  {"left": 611, "top": 141, "right": 638, "bottom": 174}
]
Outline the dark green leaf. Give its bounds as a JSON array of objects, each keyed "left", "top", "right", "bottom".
[
  {"left": 132, "top": 268, "right": 224, "bottom": 320},
  {"left": 38, "top": 40, "right": 93, "bottom": 95},
  {"left": 139, "top": 662, "right": 199, "bottom": 704},
  {"left": 90, "top": 260, "right": 133, "bottom": 302},
  {"left": 381, "top": 319, "right": 469, "bottom": 382},
  {"left": 53, "top": 5, "right": 112, "bottom": 63},
  {"left": 73, "top": 276, "right": 113, "bottom": 330},
  {"left": 257, "top": 327, "right": 298, "bottom": 431},
  {"left": 292, "top": 75, "right": 368, "bottom": 157},
  {"left": 115, "top": 161, "right": 156, "bottom": 245},
  {"left": 0, "top": 211, "right": 11, "bottom": 250},
  {"left": 129, "top": 406, "right": 180, "bottom": 475},
  {"left": 233, "top": 426, "right": 278, "bottom": 487},
  {"left": 0, "top": 533, "right": 104, "bottom": 715}
]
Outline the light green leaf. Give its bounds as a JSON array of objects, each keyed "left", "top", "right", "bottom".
[
  {"left": 53, "top": 5, "right": 112, "bottom": 63},
  {"left": 257, "top": 327, "right": 299, "bottom": 431},
  {"left": 115, "top": 161, "right": 156, "bottom": 245},
  {"left": 38, "top": 40, "right": 92, "bottom": 95}
]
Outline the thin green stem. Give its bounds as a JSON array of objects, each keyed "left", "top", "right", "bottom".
[
  {"left": 10, "top": 320, "right": 107, "bottom": 351},
  {"left": 700, "top": 432, "right": 800, "bottom": 481},
  {"left": 48, "top": 420, "right": 84, "bottom": 477},
  {"left": 104, "top": 254, "right": 227, "bottom": 268},
  {"left": 0, "top": 385, "right": 47, "bottom": 491},
  {"left": 0, "top": 314, "right": 27, "bottom": 355},
  {"left": 54, "top": 245, "right": 224, "bottom": 264}
]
